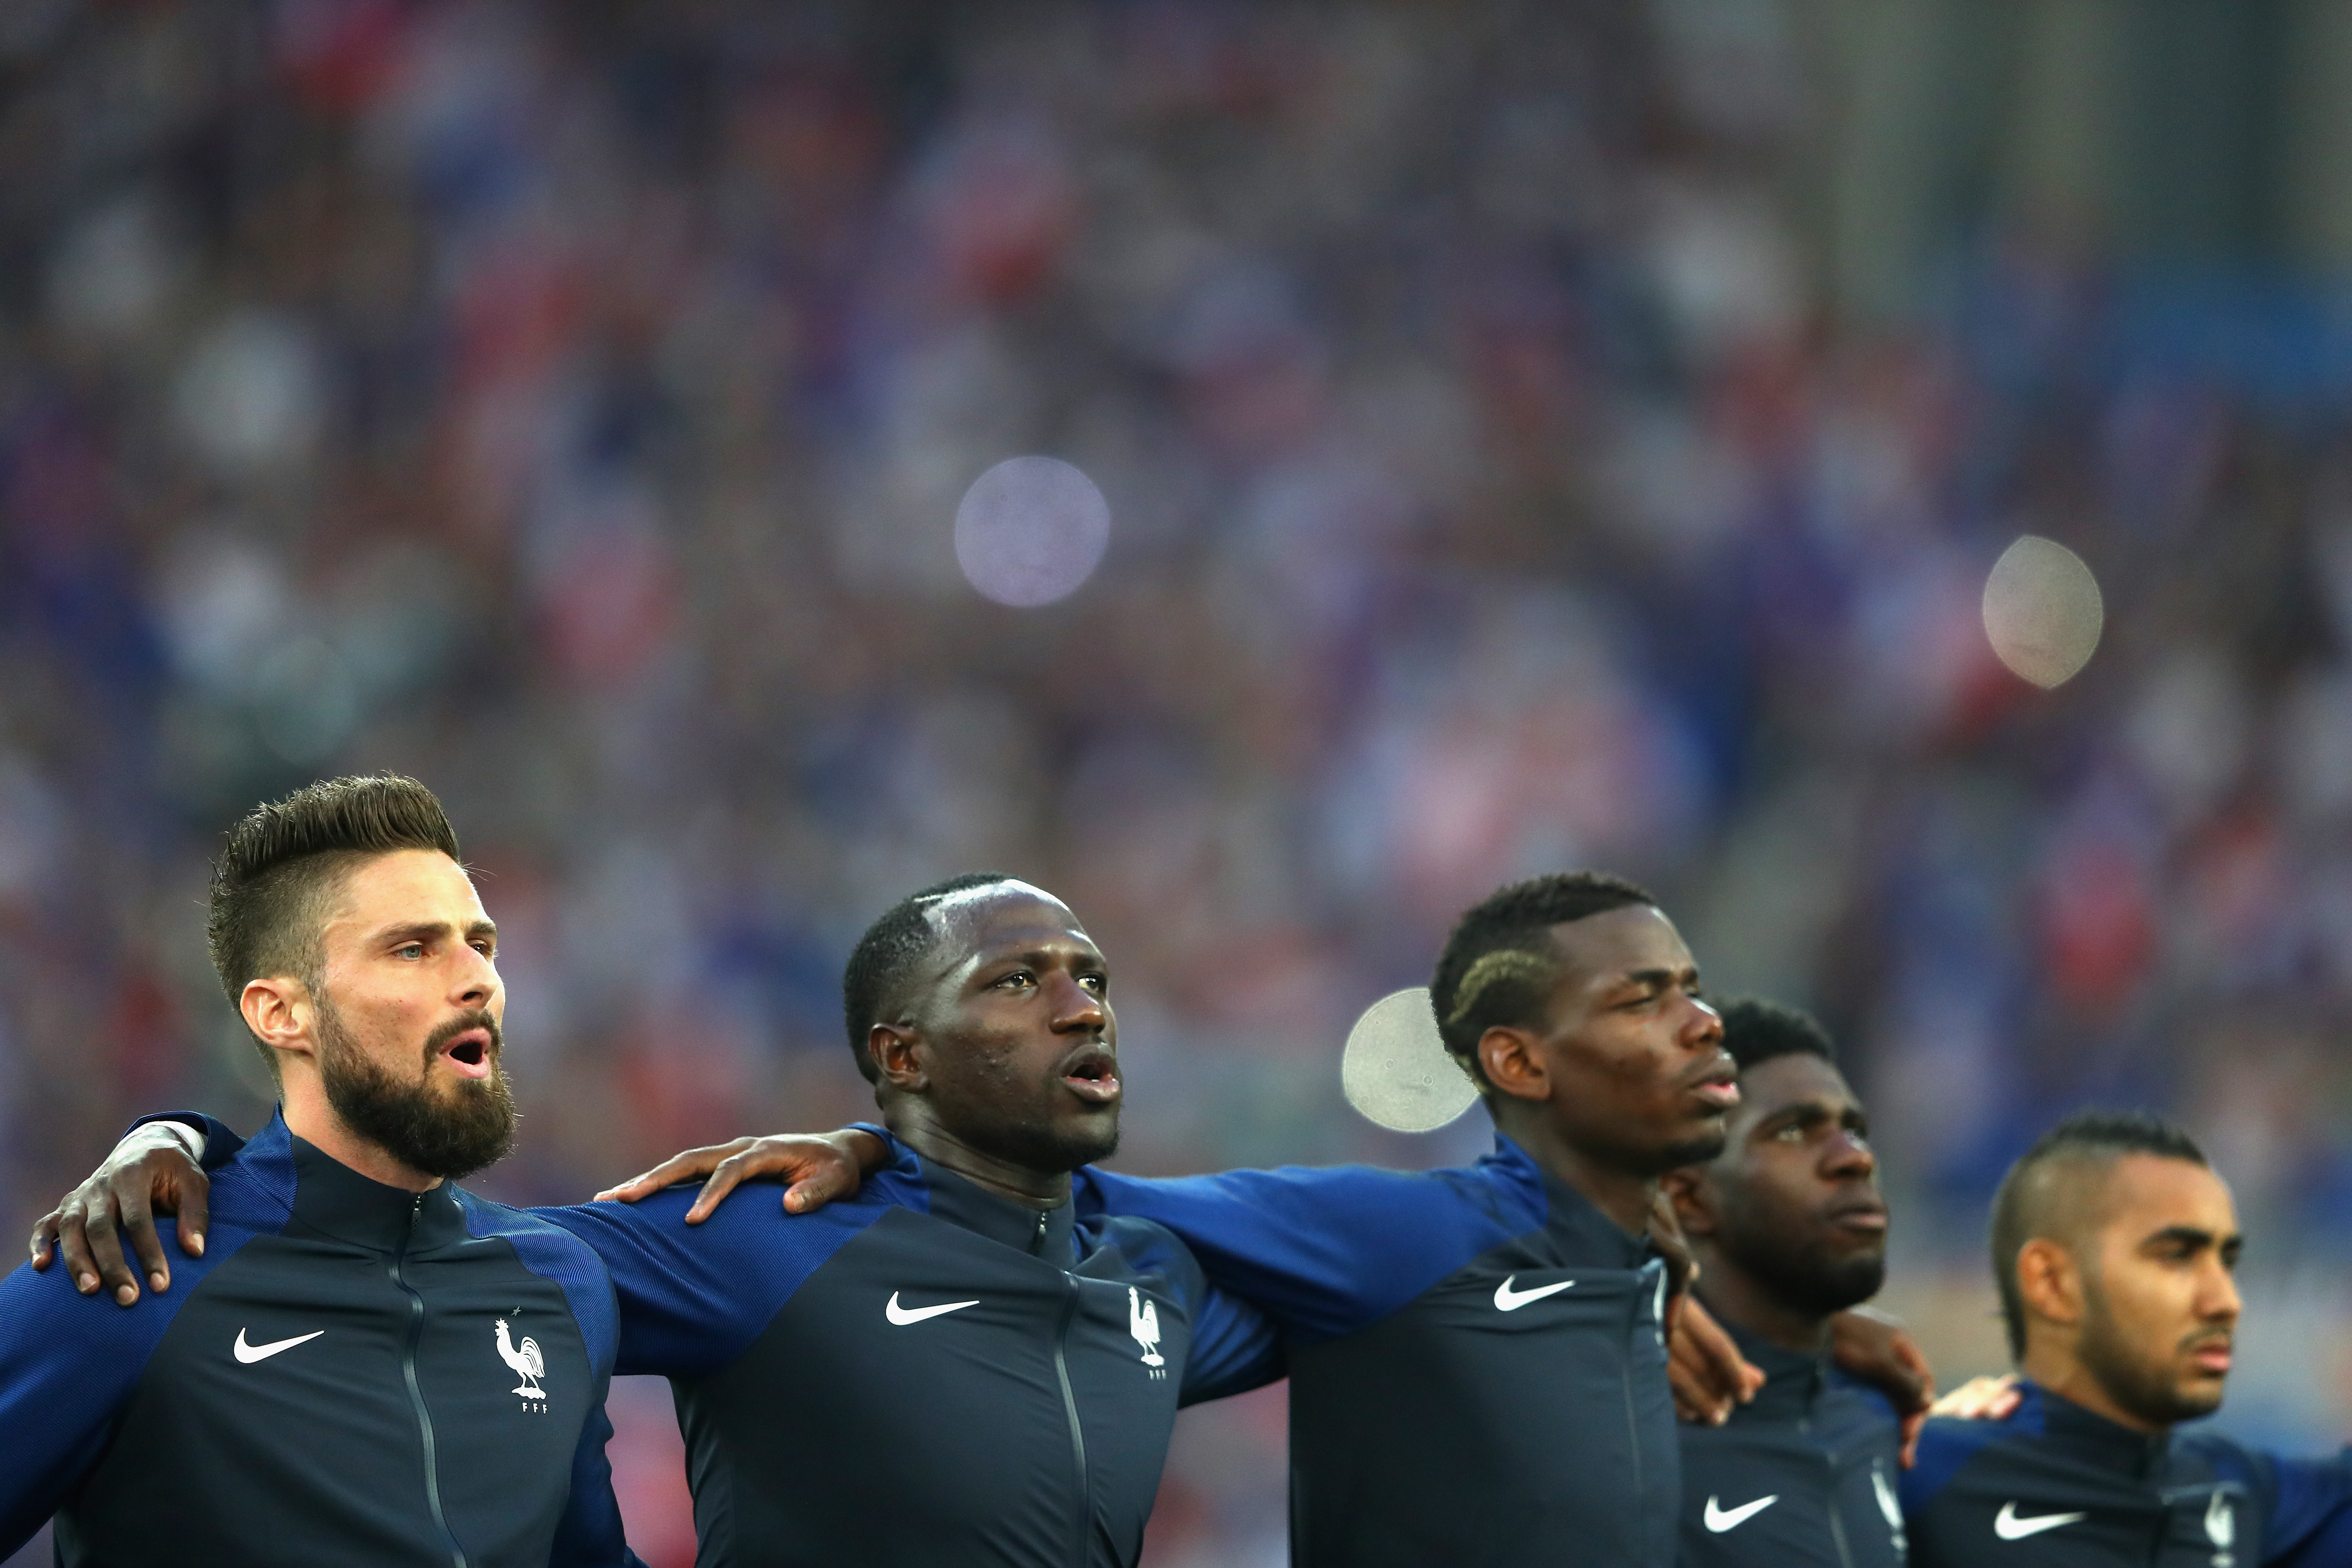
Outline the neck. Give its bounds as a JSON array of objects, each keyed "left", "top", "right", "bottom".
[
  {"left": 1687, "top": 1239, "right": 1831, "bottom": 1356},
  {"left": 883, "top": 1100, "right": 1072, "bottom": 1207},
  {"left": 1494, "top": 1102, "right": 1658, "bottom": 1236},
  {"left": 279, "top": 1073, "right": 441, "bottom": 1194},
  {"left": 2019, "top": 1342, "right": 2167, "bottom": 1434}
]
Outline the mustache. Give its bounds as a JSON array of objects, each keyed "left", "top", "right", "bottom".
[{"left": 420, "top": 1008, "right": 502, "bottom": 1069}]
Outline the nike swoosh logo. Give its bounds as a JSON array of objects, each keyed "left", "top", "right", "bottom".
[
  {"left": 1705, "top": 1495, "right": 1779, "bottom": 1532},
  {"left": 1995, "top": 1502, "right": 2088, "bottom": 1540},
  {"left": 1492, "top": 1274, "right": 1574, "bottom": 1311},
  {"left": 885, "top": 1291, "right": 979, "bottom": 1326},
  {"left": 233, "top": 1327, "right": 325, "bottom": 1364}
]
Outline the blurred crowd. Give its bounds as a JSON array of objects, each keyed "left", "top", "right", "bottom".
[{"left": 6, "top": 2, "right": 2352, "bottom": 1562}]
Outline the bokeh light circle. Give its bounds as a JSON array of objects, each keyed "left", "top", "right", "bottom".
[
  {"left": 953, "top": 455, "right": 1111, "bottom": 607},
  {"left": 1983, "top": 534, "right": 2104, "bottom": 689},
  {"left": 1341, "top": 986, "right": 1479, "bottom": 1134}
]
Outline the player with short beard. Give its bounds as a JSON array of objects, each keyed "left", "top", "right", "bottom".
[
  {"left": 0, "top": 775, "right": 634, "bottom": 1566},
  {"left": 1660, "top": 998, "right": 1910, "bottom": 1567},
  {"left": 1901, "top": 1110, "right": 2352, "bottom": 1566}
]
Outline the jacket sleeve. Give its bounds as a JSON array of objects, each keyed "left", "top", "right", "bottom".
[
  {"left": 2255, "top": 1447, "right": 2352, "bottom": 1564},
  {"left": 1072, "top": 1159, "right": 1542, "bottom": 1343},
  {"left": 534, "top": 1184, "right": 886, "bottom": 1378},
  {"left": 547, "top": 1372, "right": 646, "bottom": 1568},
  {"left": 0, "top": 1225, "right": 220, "bottom": 1557}
]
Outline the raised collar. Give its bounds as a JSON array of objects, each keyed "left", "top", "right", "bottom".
[
  {"left": 283, "top": 1131, "right": 469, "bottom": 1254},
  {"left": 1718, "top": 1313, "right": 1831, "bottom": 1422},
  {"left": 1494, "top": 1134, "right": 1656, "bottom": 1270},
  {"left": 2017, "top": 1382, "right": 2174, "bottom": 1480},
  {"left": 885, "top": 1135, "right": 1078, "bottom": 1262}
]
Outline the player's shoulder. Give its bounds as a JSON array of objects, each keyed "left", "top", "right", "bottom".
[
  {"left": 456, "top": 1188, "right": 614, "bottom": 1281},
  {"left": 1903, "top": 1409, "right": 2039, "bottom": 1513},
  {"left": 1082, "top": 1213, "right": 1210, "bottom": 1302},
  {"left": 0, "top": 1219, "right": 254, "bottom": 1361}
]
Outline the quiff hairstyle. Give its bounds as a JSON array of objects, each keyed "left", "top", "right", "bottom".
[
  {"left": 1429, "top": 870, "right": 1656, "bottom": 1092},
  {"left": 205, "top": 775, "right": 463, "bottom": 1081},
  {"left": 1987, "top": 1108, "right": 2209, "bottom": 1361}
]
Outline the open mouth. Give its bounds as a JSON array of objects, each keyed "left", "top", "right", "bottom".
[
  {"left": 1686, "top": 1063, "right": 1740, "bottom": 1112},
  {"left": 1060, "top": 1046, "right": 1121, "bottom": 1106},
  {"left": 437, "top": 1027, "right": 496, "bottom": 1081}
]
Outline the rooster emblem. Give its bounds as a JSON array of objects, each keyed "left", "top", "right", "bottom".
[
  {"left": 1127, "top": 1286, "right": 1165, "bottom": 1373},
  {"left": 494, "top": 1317, "right": 547, "bottom": 1411}
]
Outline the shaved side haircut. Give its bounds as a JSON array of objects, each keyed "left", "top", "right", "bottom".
[
  {"left": 840, "top": 873, "right": 1017, "bottom": 1084},
  {"left": 1429, "top": 871, "right": 1655, "bottom": 1091},
  {"left": 206, "top": 775, "right": 463, "bottom": 1082},
  {"left": 1988, "top": 1109, "right": 2209, "bottom": 1360}
]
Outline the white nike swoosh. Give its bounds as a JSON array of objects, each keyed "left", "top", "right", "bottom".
[
  {"left": 885, "top": 1291, "right": 979, "bottom": 1326},
  {"left": 233, "top": 1327, "right": 325, "bottom": 1364},
  {"left": 1994, "top": 1502, "right": 2088, "bottom": 1540},
  {"left": 1705, "top": 1495, "right": 1779, "bottom": 1532},
  {"left": 1492, "top": 1274, "right": 1574, "bottom": 1311}
]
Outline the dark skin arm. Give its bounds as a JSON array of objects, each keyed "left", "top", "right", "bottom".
[
  {"left": 31, "top": 1124, "right": 879, "bottom": 1304},
  {"left": 29, "top": 1125, "right": 211, "bottom": 1305},
  {"left": 1828, "top": 1308, "right": 1934, "bottom": 1466}
]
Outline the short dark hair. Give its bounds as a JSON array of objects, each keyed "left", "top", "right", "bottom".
[
  {"left": 841, "top": 873, "right": 1019, "bottom": 1084},
  {"left": 1430, "top": 871, "right": 1656, "bottom": 1090},
  {"left": 1718, "top": 997, "right": 1836, "bottom": 1074},
  {"left": 206, "top": 775, "right": 463, "bottom": 1080},
  {"left": 1988, "top": 1109, "right": 2209, "bottom": 1361}
]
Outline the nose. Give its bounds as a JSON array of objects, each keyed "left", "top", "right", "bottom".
[
  {"left": 453, "top": 946, "right": 499, "bottom": 1011},
  {"left": 1681, "top": 992, "right": 1724, "bottom": 1051},
  {"left": 1821, "top": 1126, "right": 1876, "bottom": 1181},
  {"left": 2199, "top": 1256, "right": 2242, "bottom": 1324},
  {"left": 1045, "top": 971, "right": 1107, "bottom": 1032}
]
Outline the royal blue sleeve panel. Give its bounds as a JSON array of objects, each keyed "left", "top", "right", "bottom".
[
  {"left": 1072, "top": 1148, "right": 1548, "bottom": 1344},
  {"left": 459, "top": 1194, "right": 624, "bottom": 1386},
  {"left": 2274, "top": 1482, "right": 2352, "bottom": 1568},
  {"left": 0, "top": 1218, "right": 252, "bottom": 1559},
  {"left": 2242, "top": 1444, "right": 2352, "bottom": 1562},
  {"left": 1092, "top": 1216, "right": 1284, "bottom": 1406},
  {"left": 1899, "top": 1413, "right": 2019, "bottom": 1519},
  {"left": 129, "top": 1109, "right": 247, "bottom": 1169},
  {"left": 534, "top": 1177, "right": 901, "bottom": 1379}
]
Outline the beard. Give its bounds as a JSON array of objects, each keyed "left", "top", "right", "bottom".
[
  {"left": 315, "top": 999, "right": 518, "bottom": 1181},
  {"left": 1714, "top": 1197, "right": 1888, "bottom": 1318},
  {"left": 2077, "top": 1280, "right": 2226, "bottom": 1426}
]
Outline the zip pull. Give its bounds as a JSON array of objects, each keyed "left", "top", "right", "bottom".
[{"left": 1032, "top": 1209, "right": 1049, "bottom": 1255}]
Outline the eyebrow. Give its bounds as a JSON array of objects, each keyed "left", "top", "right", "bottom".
[
  {"left": 1617, "top": 965, "right": 1697, "bottom": 989},
  {"left": 374, "top": 919, "right": 499, "bottom": 946},
  {"left": 2141, "top": 1225, "right": 2232, "bottom": 1253}
]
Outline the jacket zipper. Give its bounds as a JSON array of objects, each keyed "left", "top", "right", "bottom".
[
  {"left": 1051, "top": 1273, "right": 1091, "bottom": 1568},
  {"left": 1621, "top": 1274, "right": 1647, "bottom": 1564},
  {"left": 393, "top": 1193, "right": 470, "bottom": 1568},
  {"left": 1824, "top": 1451, "right": 1855, "bottom": 1568}
]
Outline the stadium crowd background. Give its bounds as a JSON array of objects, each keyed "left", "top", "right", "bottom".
[{"left": 6, "top": 3, "right": 2352, "bottom": 1563}]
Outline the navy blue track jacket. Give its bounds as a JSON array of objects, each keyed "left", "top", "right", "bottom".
[
  {"left": 162, "top": 1114, "right": 1279, "bottom": 1568},
  {"left": 0, "top": 1113, "right": 635, "bottom": 1568},
  {"left": 1901, "top": 1381, "right": 2352, "bottom": 1566},
  {"left": 1074, "top": 1131, "right": 1680, "bottom": 1568},
  {"left": 1676, "top": 1317, "right": 1906, "bottom": 1568}
]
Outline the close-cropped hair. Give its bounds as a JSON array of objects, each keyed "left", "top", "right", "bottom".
[
  {"left": 1718, "top": 996, "right": 1835, "bottom": 1075},
  {"left": 1988, "top": 1108, "right": 2209, "bottom": 1361},
  {"left": 205, "top": 775, "right": 464, "bottom": 1079},
  {"left": 840, "top": 872, "right": 1017, "bottom": 1084},
  {"left": 1429, "top": 871, "right": 1655, "bottom": 1090}
]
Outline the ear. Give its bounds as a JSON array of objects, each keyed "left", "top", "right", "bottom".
[
  {"left": 1659, "top": 1167, "right": 1716, "bottom": 1238},
  {"left": 2015, "top": 1237, "right": 2085, "bottom": 1332},
  {"left": 1476, "top": 1025, "right": 1550, "bottom": 1103},
  {"left": 868, "top": 1023, "right": 929, "bottom": 1093},
  {"left": 239, "top": 976, "right": 316, "bottom": 1068}
]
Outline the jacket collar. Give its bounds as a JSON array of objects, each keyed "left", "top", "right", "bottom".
[
  {"left": 1719, "top": 1314, "right": 1831, "bottom": 1421},
  {"left": 2017, "top": 1381, "right": 2174, "bottom": 1479},
  {"left": 1494, "top": 1134, "right": 1657, "bottom": 1269},
  {"left": 874, "top": 1130, "right": 1078, "bottom": 1261},
  {"left": 282, "top": 1126, "right": 469, "bottom": 1254}
]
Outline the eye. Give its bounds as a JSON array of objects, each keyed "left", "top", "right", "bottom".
[
  {"left": 1080, "top": 973, "right": 1108, "bottom": 994},
  {"left": 395, "top": 942, "right": 425, "bottom": 959},
  {"left": 995, "top": 970, "right": 1035, "bottom": 991},
  {"left": 1772, "top": 1124, "right": 1805, "bottom": 1142}
]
